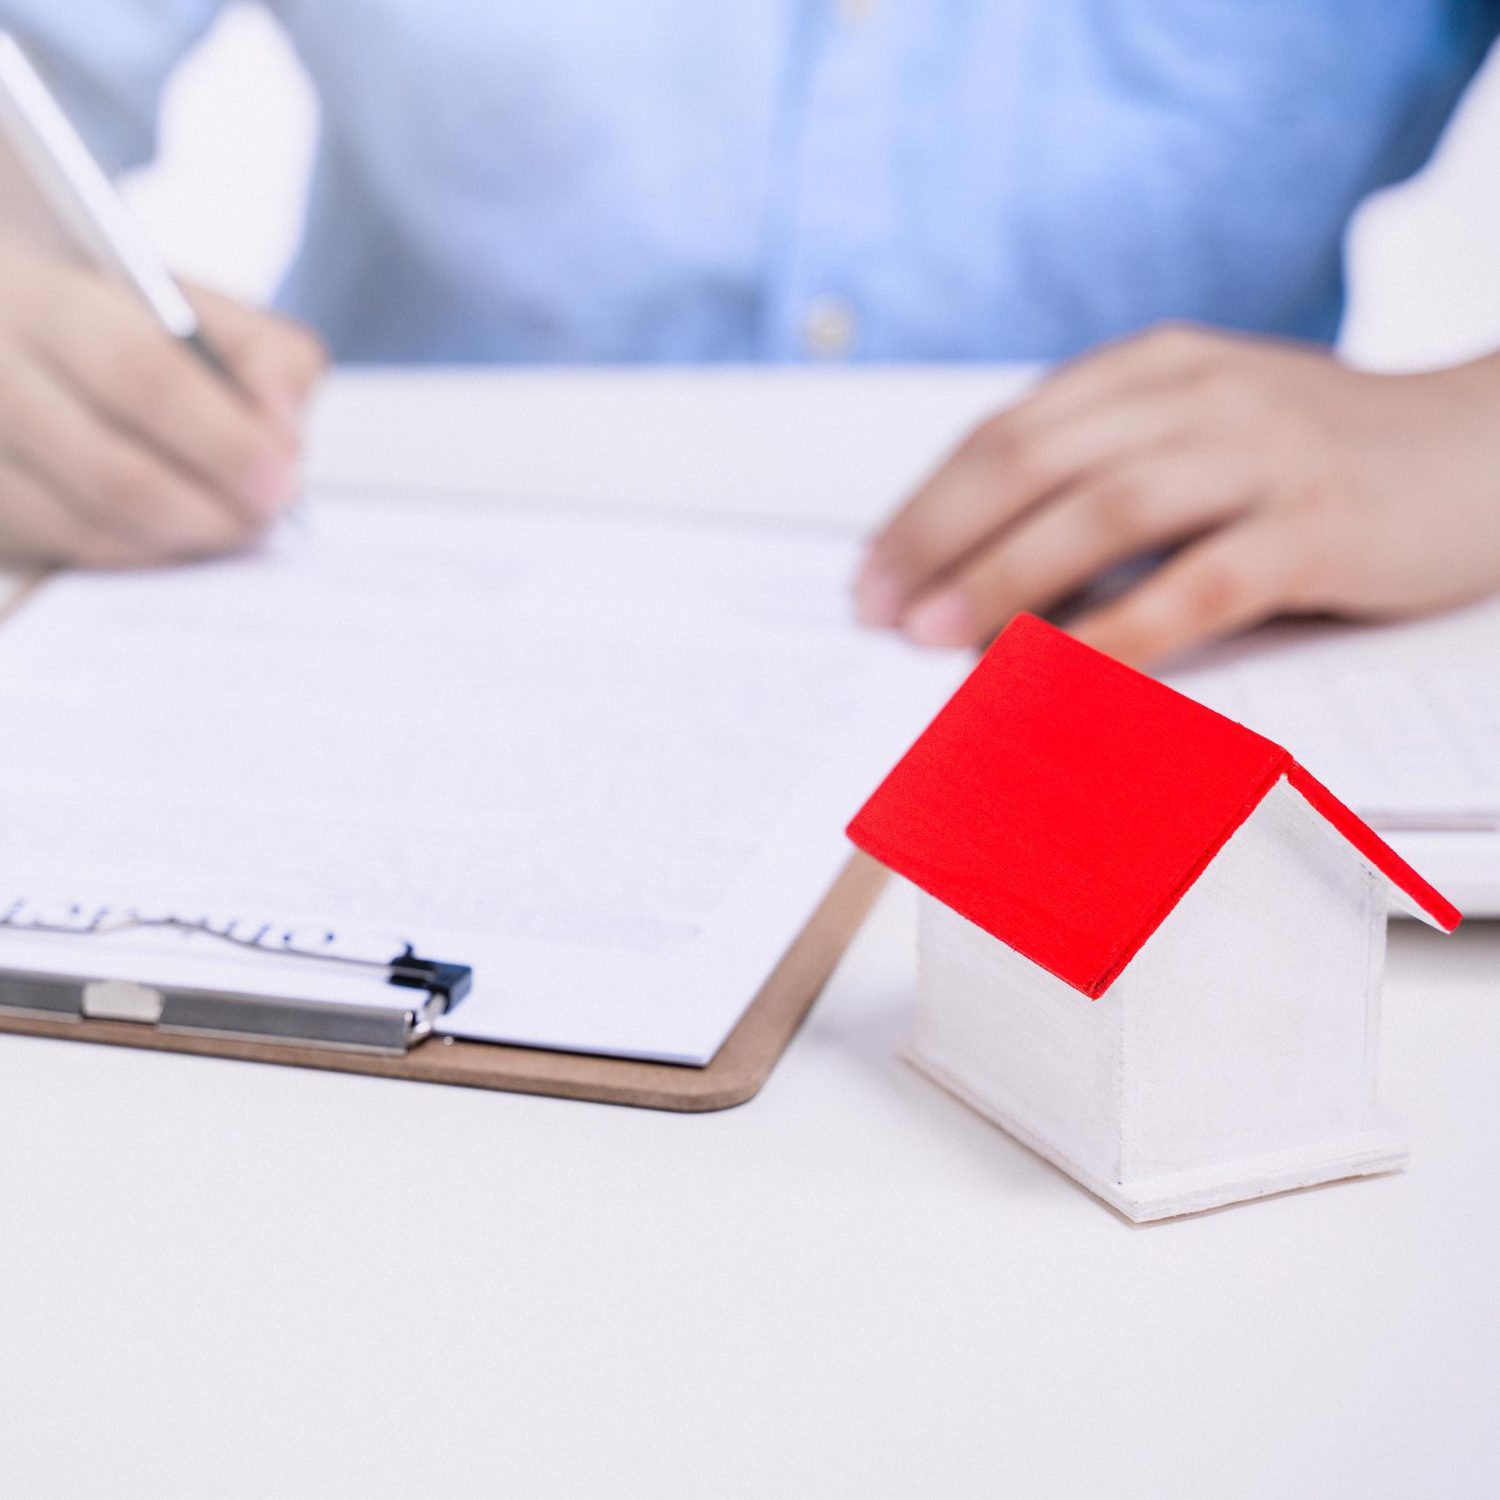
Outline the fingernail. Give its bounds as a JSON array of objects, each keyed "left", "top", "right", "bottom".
[
  {"left": 904, "top": 591, "right": 976, "bottom": 648},
  {"left": 853, "top": 556, "right": 906, "bottom": 626},
  {"left": 241, "top": 453, "right": 297, "bottom": 514}
]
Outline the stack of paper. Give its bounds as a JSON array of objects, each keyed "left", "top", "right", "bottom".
[{"left": 1163, "top": 601, "right": 1500, "bottom": 832}]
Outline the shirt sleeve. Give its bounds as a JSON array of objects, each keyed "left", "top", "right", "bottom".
[{"left": 0, "top": 0, "right": 230, "bottom": 172}]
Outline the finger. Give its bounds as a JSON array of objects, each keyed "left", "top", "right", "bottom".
[
  {"left": 0, "top": 352, "right": 264, "bottom": 557},
  {"left": 0, "top": 458, "right": 150, "bottom": 568},
  {"left": 857, "top": 389, "right": 1201, "bottom": 625},
  {"left": 1068, "top": 514, "right": 1293, "bottom": 667},
  {"left": 23, "top": 275, "right": 297, "bottom": 524},
  {"left": 900, "top": 448, "right": 1258, "bottom": 648},
  {"left": 989, "top": 321, "right": 1235, "bottom": 443},
  {"left": 853, "top": 324, "right": 1235, "bottom": 626},
  {"left": 190, "top": 287, "right": 327, "bottom": 420}
]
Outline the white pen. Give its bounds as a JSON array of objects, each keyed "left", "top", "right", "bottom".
[{"left": 0, "top": 30, "right": 240, "bottom": 386}]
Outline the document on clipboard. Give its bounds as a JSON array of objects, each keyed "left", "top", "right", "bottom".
[{"left": 0, "top": 495, "right": 968, "bottom": 1066}]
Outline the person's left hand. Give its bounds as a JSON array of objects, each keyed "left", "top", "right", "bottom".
[{"left": 854, "top": 324, "right": 1500, "bottom": 665}]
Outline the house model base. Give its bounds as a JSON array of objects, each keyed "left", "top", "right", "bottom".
[{"left": 912, "top": 1051, "right": 1407, "bottom": 1224}]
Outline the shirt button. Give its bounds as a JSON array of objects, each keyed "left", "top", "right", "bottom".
[
  {"left": 839, "top": 0, "right": 876, "bottom": 22},
  {"left": 802, "top": 296, "right": 858, "bottom": 358}
]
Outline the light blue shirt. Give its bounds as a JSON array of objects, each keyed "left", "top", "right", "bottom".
[{"left": 6, "top": 2, "right": 1497, "bottom": 363}]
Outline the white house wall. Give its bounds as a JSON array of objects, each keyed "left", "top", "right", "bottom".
[
  {"left": 1118, "top": 777, "right": 1387, "bottom": 1180},
  {"left": 915, "top": 896, "right": 1124, "bottom": 1182}
]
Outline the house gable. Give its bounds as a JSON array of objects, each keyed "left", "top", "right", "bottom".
[{"left": 1117, "top": 778, "right": 1387, "bottom": 1178}]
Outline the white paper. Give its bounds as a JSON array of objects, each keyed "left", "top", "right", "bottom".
[
  {"left": 0, "top": 495, "right": 968, "bottom": 1064},
  {"left": 1161, "top": 597, "right": 1500, "bottom": 829}
]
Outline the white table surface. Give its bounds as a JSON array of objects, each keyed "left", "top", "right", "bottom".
[{"left": 1, "top": 368, "right": 1497, "bottom": 1500}]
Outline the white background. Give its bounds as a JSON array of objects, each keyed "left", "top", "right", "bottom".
[
  {"left": 121, "top": 3, "right": 1500, "bottom": 372},
  {"left": 0, "top": 14, "right": 1494, "bottom": 1500}
]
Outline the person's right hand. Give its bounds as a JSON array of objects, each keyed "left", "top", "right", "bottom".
[{"left": 0, "top": 236, "right": 326, "bottom": 568}]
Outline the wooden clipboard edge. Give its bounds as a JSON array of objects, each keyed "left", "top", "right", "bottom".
[{"left": 0, "top": 854, "right": 887, "bottom": 1112}]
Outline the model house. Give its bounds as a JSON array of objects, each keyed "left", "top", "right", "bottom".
[{"left": 848, "top": 613, "right": 1460, "bottom": 1222}]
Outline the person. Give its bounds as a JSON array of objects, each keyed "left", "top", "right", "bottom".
[{"left": 0, "top": 3, "right": 1497, "bottom": 666}]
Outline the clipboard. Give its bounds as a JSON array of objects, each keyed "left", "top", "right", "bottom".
[
  {"left": 0, "top": 856, "right": 884, "bottom": 1112},
  {"left": 0, "top": 499, "right": 957, "bottom": 1114}
]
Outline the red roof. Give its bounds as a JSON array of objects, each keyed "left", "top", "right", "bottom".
[{"left": 848, "top": 613, "right": 1460, "bottom": 998}]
